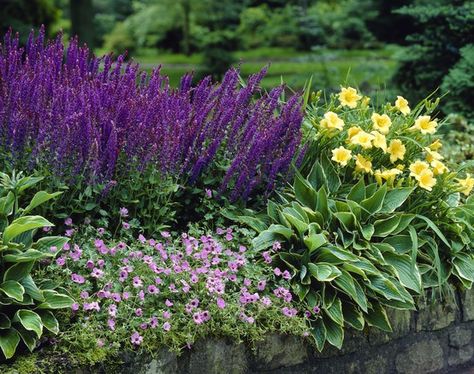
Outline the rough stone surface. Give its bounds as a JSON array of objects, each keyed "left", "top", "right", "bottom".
[
  {"left": 416, "top": 298, "right": 457, "bottom": 331},
  {"left": 185, "top": 339, "right": 248, "bottom": 374},
  {"left": 252, "top": 334, "right": 307, "bottom": 370},
  {"left": 395, "top": 339, "right": 444, "bottom": 374},
  {"left": 463, "top": 288, "right": 474, "bottom": 322},
  {"left": 448, "top": 345, "right": 474, "bottom": 367},
  {"left": 449, "top": 327, "right": 472, "bottom": 348}
]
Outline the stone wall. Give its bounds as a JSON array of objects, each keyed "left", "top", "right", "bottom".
[{"left": 83, "top": 288, "right": 474, "bottom": 374}]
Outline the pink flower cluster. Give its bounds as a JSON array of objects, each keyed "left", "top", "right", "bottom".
[{"left": 49, "top": 222, "right": 307, "bottom": 348}]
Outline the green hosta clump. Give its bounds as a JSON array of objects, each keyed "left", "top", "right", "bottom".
[
  {"left": 234, "top": 161, "right": 419, "bottom": 350},
  {"left": 0, "top": 172, "right": 73, "bottom": 360}
]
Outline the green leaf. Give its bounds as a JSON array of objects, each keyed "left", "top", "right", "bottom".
[
  {"left": 0, "top": 192, "right": 15, "bottom": 216},
  {"left": 37, "top": 311, "right": 59, "bottom": 334},
  {"left": 22, "top": 191, "right": 62, "bottom": 215},
  {"left": 324, "top": 316, "right": 344, "bottom": 349},
  {"left": 304, "top": 227, "right": 327, "bottom": 252},
  {"left": 453, "top": 254, "right": 474, "bottom": 282},
  {"left": 0, "top": 280, "right": 25, "bottom": 301},
  {"left": 365, "top": 303, "right": 392, "bottom": 332},
  {"left": 380, "top": 187, "right": 414, "bottom": 213},
  {"left": 14, "top": 310, "right": 43, "bottom": 338},
  {"left": 16, "top": 325, "right": 37, "bottom": 352},
  {"left": 359, "top": 223, "right": 374, "bottom": 241},
  {"left": 20, "top": 275, "right": 44, "bottom": 302},
  {"left": 334, "top": 270, "right": 367, "bottom": 311},
  {"left": 324, "top": 297, "right": 344, "bottom": 326},
  {"left": 347, "top": 178, "right": 366, "bottom": 202},
  {"left": 342, "top": 303, "right": 365, "bottom": 330},
  {"left": 333, "top": 212, "right": 356, "bottom": 232},
  {"left": 374, "top": 215, "right": 402, "bottom": 237},
  {"left": 316, "top": 187, "right": 330, "bottom": 222},
  {"left": 382, "top": 235, "right": 413, "bottom": 253},
  {"left": 366, "top": 275, "right": 407, "bottom": 302},
  {"left": 361, "top": 184, "right": 387, "bottom": 215},
  {"left": 37, "top": 290, "right": 74, "bottom": 309},
  {"left": 3, "top": 262, "right": 34, "bottom": 282},
  {"left": 308, "top": 263, "right": 341, "bottom": 282},
  {"left": 3, "top": 249, "right": 53, "bottom": 263},
  {"left": 282, "top": 208, "right": 308, "bottom": 235},
  {"left": 308, "top": 161, "right": 326, "bottom": 191},
  {"left": 0, "top": 328, "right": 20, "bottom": 359},
  {"left": 267, "top": 200, "right": 280, "bottom": 222},
  {"left": 416, "top": 214, "right": 451, "bottom": 248},
  {"left": 0, "top": 314, "right": 11, "bottom": 329},
  {"left": 311, "top": 318, "right": 326, "bottom": 352},
  {"left": 317, "top": 245, "right": 359, "bottom": 262},
  {"left": 294, "top": 170, "right": 317, "bottom": 209},
  {"left": 3, "top": 216, "right": 54, "bottom": 244},
  {"left": 17, "top": 176, "right": 44, "bottom": 192},
  {"left": 383, "top": 252, "right": 422, "bottom": 293}
]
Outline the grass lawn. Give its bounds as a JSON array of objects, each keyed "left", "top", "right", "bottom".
[{"left": 117, "top": 46, "right": 401, "bottom": 95}]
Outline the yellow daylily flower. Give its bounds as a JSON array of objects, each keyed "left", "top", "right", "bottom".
[
  {"left": 395, "top": 96, "right": 410, "bottom": 115},
  {"left": 410, "top": 115, "right": 437, "bottom": 134},
  {"left": 409, "top": 160, "right": 430, "bottom": 179},
  {"left": 347, "top": 126, "right": 362, "bottom": 141},
  {"left": 458, "top": 174, "right": 474, "bottom": 196},
  {"left": 331, "top": 146, "right": 352, "bottom": 167},
  {"left": 429, "top": 139, "right": 442, "bottom": 151},
  {"left": 424, "top": 147, "right": 443, "bottom": 163},
  {"left": 374, "top": 168, "right": 402, "bottom": 185},
  {"left": 361, "top": 96, "right": 371, "bottom": 108},
  {"left": 355, "top": 154, "right": 373, "bottom": 174},
  {"left": 338, "top": 87, "right": 361, "bottom": 108},
  {"left": 350, "top": 130, "right": 374, "bottom": 149},
  {"left": 431, "top": 160, "right": 448, "bottom": 176},
  {"left": 387, "top": 139, "right": 406, "bottom": 163},
  {"left": 371, "top": 131, "right": 387, "bottom": 152},
  {"left": 320, "top": 111, "right": 344, "bottom": 131},
  {"left": 417, "top": 169, "right": 436, "bottom": 191},
  {"left": 371, "top": 113, "right": 392, "bottom": 135}
]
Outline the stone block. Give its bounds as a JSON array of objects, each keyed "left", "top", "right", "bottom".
[
  {"left": 448, "top": 345, "right": 474, "bottom": 367},
  {"left": 142, "top": 350, "right": 178, "bottom": 374},
  {"left": 364, "top": 354, "right": 389, "bottom": 374},
  {"left": 416, "top": 299, "right": 457, "bottom": 331},
  {"left": 395, "top": 339, "right": 444, "bottom": 374},
  {"left": 253, "top": 334, "right": 308, "bottom": 371},
  {"left": 449, "top": 326, "right": 472, "bottom": 348},
  {"left": 186, "top": 339, "right": 248, "bottom": 374},
  {"left": 462, "top": 288, "right": 474, "bottom": 322}
]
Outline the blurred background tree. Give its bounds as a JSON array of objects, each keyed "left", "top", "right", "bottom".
[{"left": 0, "top": 0, "right": 472, "bottom": 121}]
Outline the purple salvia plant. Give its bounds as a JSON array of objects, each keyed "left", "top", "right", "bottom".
[{"left": 0, "top": 28, "right": 303, "bottom": 199}]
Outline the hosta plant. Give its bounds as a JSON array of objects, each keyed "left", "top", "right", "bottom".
[
  {"left": 0, "top": 172, "right": 73, "bottom": 360},
  {"left": 229, "top": 160, "right": 421, "bottom": 350}
]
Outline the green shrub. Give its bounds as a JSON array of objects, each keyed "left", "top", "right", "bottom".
[
  {"left": 393, "top": 0, "right": 474, "bottom": 118},
  {"left": 441, "top": 45, "right": 474, "bottom": 120},
  {"left": 0, "top": 172, "right": 73, "bottom": 360}
]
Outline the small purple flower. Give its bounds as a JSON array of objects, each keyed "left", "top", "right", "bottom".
[
  {"left": 71, "top": 273, "right": 85, "bottom": 284},
  {"left": 91, "top": 268, "right": 104, "bottom": 278},
  {"left": 163, "top": 322, "right": 171, "bottom": 331},
  {"left": 161, "top": 231, "right": 171, "bottom": 238},
  {"left": 130, "top": 331, "right": 143, "bottom": 346},
  {"left": 135, "top": 308, "right": 143, "bottom": 317},
  {"left": 119, "top": 207, "right": 129, "bottom": 217},
  {"left": 257, "top": 280, "right": 266, "bottom": 291},
  {"left": 217, "top": 297, "right": 226, "bottom": 309},
  {"left": 163, "top": 311, "right": 171, "bottom": 319},
  {"left": 132, "top": 276, "right": 143, "bottom": 288},
  {"left": 49, "top": 246, "right": 57, "bottom": 253},
  {"left": 107, "top": 319, "right": 115, "bottom": 331},
  {"left": 122, "top": 222, "right": 130, "bottom": 230},
  {"left": 313, "top": 306, "right": 320, "bottom": 314},
  {"left": 205, "top": 189, "right": 212, "bottom": 198},
  {"left": 97, "top": 228, "right": 105, "bottom": 235},
  {"left": 71, "top": 303, "right": 79, "bottom": 311},
  {"left": 165, "top": 299, "right": 173, "bottom": 307},
  {"left": 147, "top": 285, "right": 159, "bottom": 294},
  {"left": 56, "top": 257, "right": 66, "bottom": 267},
  {"left": 80, "top": 291, "right": 89, "bottom": 299},
  {"left": 64, "top": 217, "right": 73, "bottom": 226}
]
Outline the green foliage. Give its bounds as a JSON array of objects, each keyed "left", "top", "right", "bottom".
[
  {"left": 0, "top": 172, "right": 73, "bottom": 360},
  {"left": 393, "top": 0, "right": 474, "bottom": 118},
  {"left": 234, "top": 164, "right": 420, "bottom": 350},
  {"left": 440, "top": 45, "right": 474, "bottom": 120}
]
